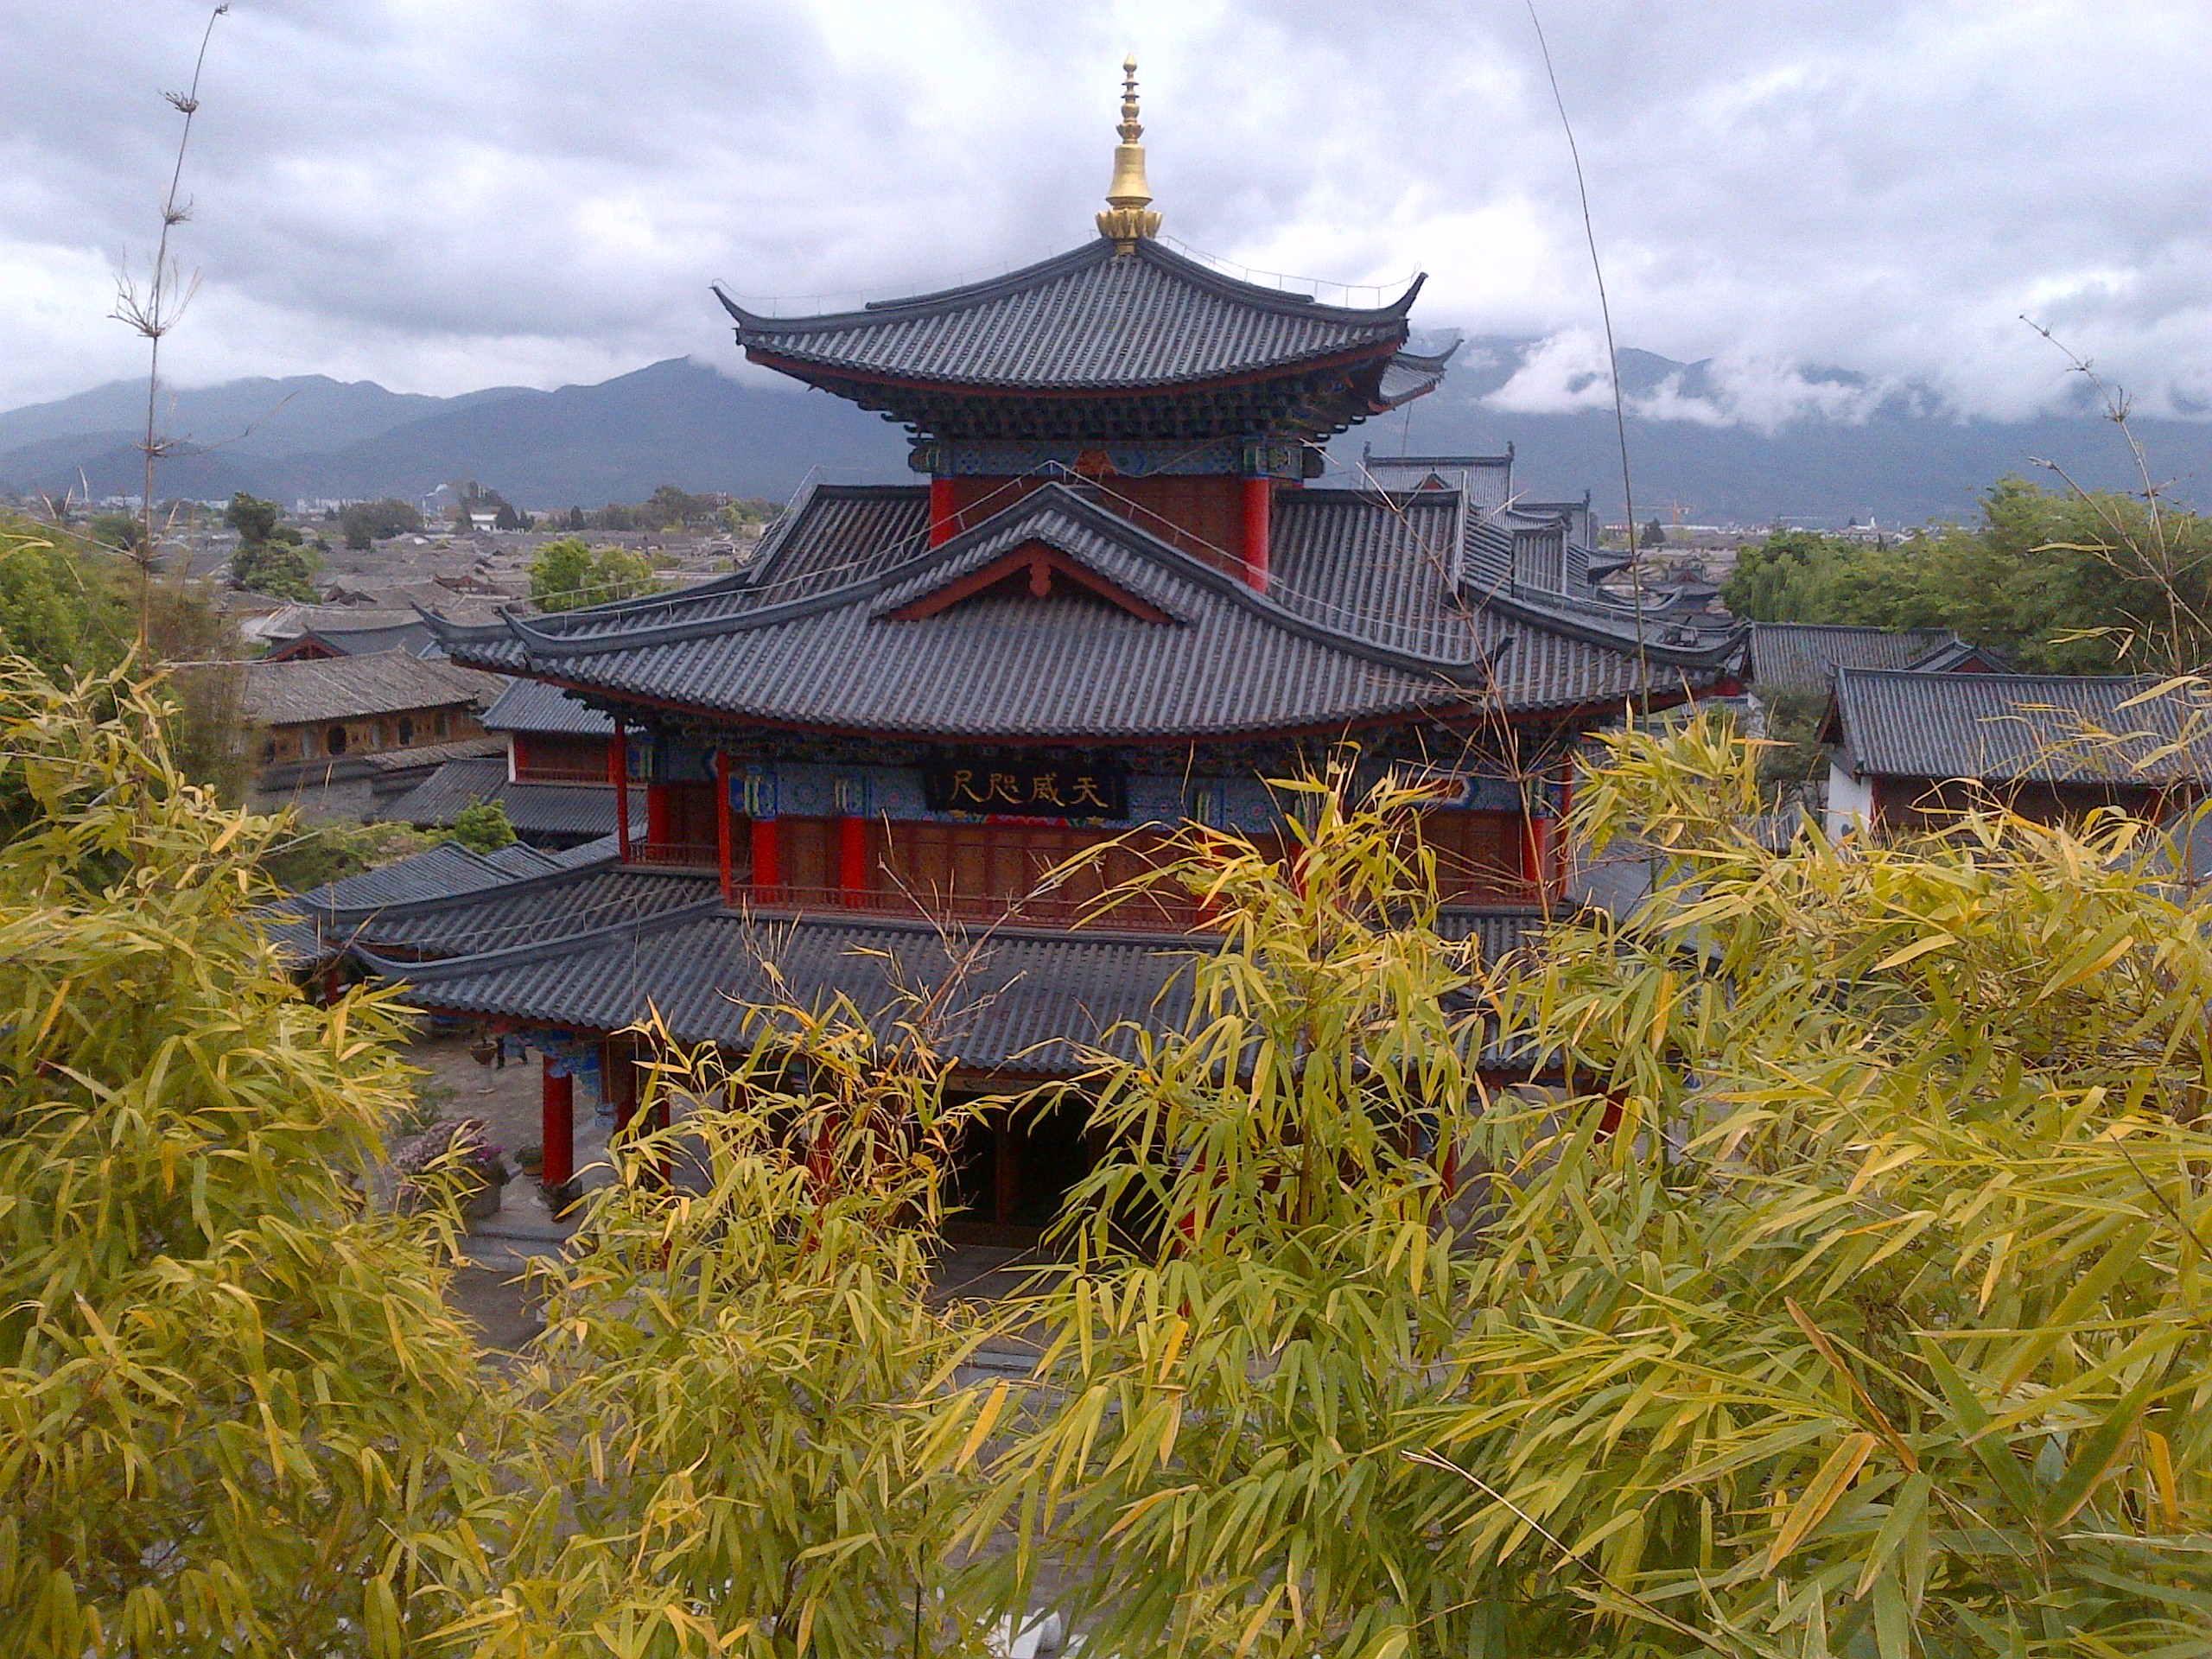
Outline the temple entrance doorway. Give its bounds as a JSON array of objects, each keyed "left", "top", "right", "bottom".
[{"left": 944, "top": 1090, "right": 1095, "bottom": 1243}]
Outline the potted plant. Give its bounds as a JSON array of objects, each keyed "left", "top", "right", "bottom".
[{"left": 391, "top": 1117, "right": 509, "bottom": 1225}]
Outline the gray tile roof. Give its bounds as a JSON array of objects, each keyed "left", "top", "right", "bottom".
[
  {"left": 429, "top": 484, "right": 1743, "bottom": 735},
  {"left": 380, "top": 754, "right": 642, "bottom": 841},
  {"left": 480, "top": 676, "right": 615, "bottom": 734},
  {"left": 327, "top": 868, "right": 719, "bottom": 962},
  {"left": 243, "top": 650, "right": 507, "bottom": 727},
  {"left": 1268, "top": 491, "right": 1744, "bottom": 712},
  {"left": 435, "top": 486, "right": 1492, "bottom": 740},
  {"left": 289, "top": 840, "right": 565, "bottom": 912},
  {"left": 1747, "top": 624, "right": 1961, "bottom": 697},
  {"left": 280, "top": 620, "right": 437, "bottom": 659},
  {"left": 717, "top": 238, "right": 1419, "bottom": 393},
  {"left": 1831, "top": 669, "right": 2212, "bottom": 785},
  {"left": 387, "top": 908, "right": 1199, "bottom": 1074}
]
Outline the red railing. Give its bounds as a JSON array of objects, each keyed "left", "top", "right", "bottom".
[
  {"left": 620, "top": 846, "right": 1544, "bottom": 925},
  {"left": 514, "top": 765, "right": 618, "bottom": 785},
  {"left": 628, "top": 841, "right": 721, "bottom": 869},
  {"left": 740, "top": 882, "right": 1201, "bottom": 931}
]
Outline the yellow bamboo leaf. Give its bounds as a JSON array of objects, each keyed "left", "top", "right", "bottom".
[
  {"left": 1765, "top": 1432, "right": 1878, "bottom": 1572},
  {"left": 1872, "top": 933, "right": 1956, "bottom": 972},
  {"left": 957, "top": 1380, "right": 1009, "bottom": 1471},
  {"left": 1155, "top": 1313, "right": 1189, "bottom": 1382},
  {"left": 2145, "top": 1430, "right": 2180, "bottom": 1530}
]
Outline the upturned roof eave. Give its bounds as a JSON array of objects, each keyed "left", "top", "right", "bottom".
[
  {"left": 735, "top": 335, "right": 1410, "bottom": 402},
  {"left": 713, "top": 239, "right": 1425, "bottom": 335}
]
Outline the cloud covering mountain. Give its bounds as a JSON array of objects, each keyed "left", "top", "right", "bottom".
[
  {"left": 8, "top": 346, "right": 2202, "bottom": 527},
  {"left": 1, "top": 2, "right": 2207, "bottom": 429}
]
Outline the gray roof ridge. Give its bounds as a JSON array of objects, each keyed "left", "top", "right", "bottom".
[
  {"left": 739, "top": 479, "right": 929, "bottom": 590},
  {"left": 722, "top": 904, "right": 1212, "bottom": 951},
  {"left": 310, "top": 843, "right": 628, "bottom": 925},
  {"left": 355, "top": 895, "right": 722, "bottom": 982},
  {"left": 715, "top": 238, "right": 1422, "bottom": 335},
  {"left": 1475, "top": 586, "right": 1747, "bottom": 666},
  {"left": 1837, "top": 665, "right": 2164, "bottom": 690},
  {"left": 1753, "top": 620, "right": 1954, "bottom": 638}
]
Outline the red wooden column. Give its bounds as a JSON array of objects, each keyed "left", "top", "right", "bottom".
[
  {"left": 1241, "top": 476, "right": 1272, "bottom": 592},
  {"left": 1550, "top": 765, "right": 1573, "bottom": 899},
  {"left": 540, "top": 1056, "right": 575, "bottom": 1192},
  {"left": 1520, "top": 808, "right": 1548, "bottom": 899},
  {"left": 929, "top": 475, "right": 958, "bottom": 546},
  {"left": 750, "top": 817, "right": 779, "bottom": 898},
  {"left": 837, "top": 816, "right": 868, "bottom": 904},
  {"left": 715, "top": 750, "right": 734, "bottom": 906},
  {"left": 609, "top": 720, "right": 631, "bottom": 861},
  {"left": 645, "top": 783, "right": 673, "bottom": 849}
]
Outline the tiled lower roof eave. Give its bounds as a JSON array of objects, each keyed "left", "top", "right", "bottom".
[{"left": 352, "top": 897, "right": 723, "bottom": 982}]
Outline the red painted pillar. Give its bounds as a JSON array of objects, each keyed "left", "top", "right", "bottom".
[
  {"left": 540, "top": 1057, "right": 575, "bottom": 1192},
  {"left": 929, "top": 475, "right": 958, "bottom": 546},
  {"left": 645, "top": 782, "right": 673, "bottom": 850},
  {"left": 1551, "top": 766, "right": 1573, "bottom": 898},
  {"left": 750, "top": 817, "right": 779, "bottom": 897},
  {"left": 610, "top": 721, "right": 631, "bottom": 861},
  {"left": 715, "top": 750, "right": 734, "bottom": 906},
  {"left": 838, "top": 815, "right": 868, "bottom": 902},
  {"left": 1241, "top": 476, "right": 1272, "bottom": 592}
]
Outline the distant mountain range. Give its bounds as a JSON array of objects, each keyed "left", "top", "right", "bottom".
[{"left": 4, "top": 348, "right": 2204, "bottom": 527}]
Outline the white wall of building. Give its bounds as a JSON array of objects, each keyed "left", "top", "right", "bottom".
[{"left": 1825, "top": 757, "right": 1874, "bottom": 839}]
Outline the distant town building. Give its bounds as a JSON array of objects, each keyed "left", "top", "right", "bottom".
[
  {"left": 381, "top": 677, "right": 642, "bottom": 849},
  {"left": 245, "top": 650, "right": 506, "bottom": 822},
  {"left": 1822, "top": 670, "right": 2212, "bottom": 837},
  {"left": 1745, "top": 623, "right": 2008, "bottom": 705}
]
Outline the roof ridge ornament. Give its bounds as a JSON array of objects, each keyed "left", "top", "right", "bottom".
[{"left": 1096, "top": 55, "right": 1161, "bottom": 252}]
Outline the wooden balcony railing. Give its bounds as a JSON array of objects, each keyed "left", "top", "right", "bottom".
[
  {"left": 618, "top": 843, "right": 1543, "bottom": 931},
  {"left": 628, "top": 841, "right": 721, "bottom": 870},
  {"left": 739, "top": 882, "right": 1201, "bottom": 932},
  {"left": 513, "top": 765, "right": 617, "bottom": 786}
]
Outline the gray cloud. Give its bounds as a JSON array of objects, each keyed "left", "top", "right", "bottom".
[{"left": 1, "top": 0, "right": 2206, "bottom": 423}]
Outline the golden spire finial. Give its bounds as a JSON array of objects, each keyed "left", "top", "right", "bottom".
[{"left": 1097, "top": 54, "right": 1161, "bottom": 251}]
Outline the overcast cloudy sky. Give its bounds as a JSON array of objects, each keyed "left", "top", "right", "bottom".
[{"left": 2, "top": 0, "right": 2206, "bottom": 426}]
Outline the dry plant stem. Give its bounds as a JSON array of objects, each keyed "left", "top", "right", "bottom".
[
  {"left": 1527, "top": 0, "right": 1649, "bottom": 699},
  {"left": 2022, "top": 315, "right": 2208, "bottom": 674},
  {"left": 117, "top": 4, "right": 227, "bottom": 659}
]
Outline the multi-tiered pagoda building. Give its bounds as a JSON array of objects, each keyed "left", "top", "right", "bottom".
[{"left": 293, "top": 66, "right": 1743, "bottom": 1230}]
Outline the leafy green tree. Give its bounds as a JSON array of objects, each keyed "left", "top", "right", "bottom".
[
  {"left": 257, "top": 818, "right": 436, "bottom": 895},
  {"left": 224, "top": 491, "right": 282, "bottom": 545},
  {"left": 448, "top": 798, "right": 517, "bottom": 853},
  {"left": 1723, "top": 478, "right": 2212, "bottom": 672},
  {"left": 1429, "top": 718, "right": 2212, "bottom": 1653},
  {"left": 86, "top": 512, "right": 144, "bottom": 553},
  {"left": 526, "top": 537, "right": 659, "bottom": 613},
  {"left": 0, "top": 662, "right": 493, "bottom": 1657},
  {"left": 229, "top": 538, "right": 320, "bottom": 602},
  {"left": 0, "top": 517, "right": 135, "bottom": 683},
  {"left": 338, "top": 499, "right": 424, "bottom": 551}
]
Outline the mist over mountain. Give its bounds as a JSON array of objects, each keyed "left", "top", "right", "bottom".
[{"left": 4, "top": 347, "right": 2204, "bottom": 527}]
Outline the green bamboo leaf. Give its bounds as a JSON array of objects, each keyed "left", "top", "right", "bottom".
[
  {"left": 1919, "top": 1339, "right": 2043, "bottom": 1524},
  {"left": 2044, "top": 1363, "right": 2164, "bottom": 1529}
]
